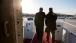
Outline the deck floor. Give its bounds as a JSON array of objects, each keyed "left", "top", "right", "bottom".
[{"left": 24, "top": 32, "right": 57, "bottom": 43}]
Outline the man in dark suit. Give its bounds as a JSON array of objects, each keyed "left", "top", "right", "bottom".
[
  {"left": 34, "top": 7, "right": 46, "bottom": 43},
  {"left": 45, "top": 8, "right": 57, "bottom": 43}
]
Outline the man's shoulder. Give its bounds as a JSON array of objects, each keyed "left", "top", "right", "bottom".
[
  {"left": 42, "top": 12, "right": 45, "bottom": 14},
  {"left": 36, "top": 12, "right": 45, "bottom": 14},
  {"left": 41, "top": 12, "right": 45, "bottom": 15},
  {"left": 36, "top": 12, "right": 38, "bottom": 14},
  {"left": 54, "top": 13, "right": 57, "bottom": 15},
  {"left": 53, "top": 13, "right": 57, "bottom": 16},
  {"left": 35, "top": 12, "right": 39, "bottom": 15}
]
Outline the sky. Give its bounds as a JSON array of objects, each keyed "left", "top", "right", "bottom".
[{"left": 21, "top": 0, "right": 76, "bottom": 15}]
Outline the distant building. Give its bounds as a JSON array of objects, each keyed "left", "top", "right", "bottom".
[
  {"left": 22, "top": 13, "right": 75, "bottom": 19},
  {"left": 22, "top": 13, "right": 35, "bottom": 17}
]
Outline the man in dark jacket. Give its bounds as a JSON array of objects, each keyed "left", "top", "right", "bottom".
[
  {"left": 45, "top": 8, "right": 57, "bottom": 43},
  {"left": 34, "top": 7, "right": 46, "bottom": 43}
]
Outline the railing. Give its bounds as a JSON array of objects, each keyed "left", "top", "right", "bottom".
[{"left": 62, "top": 27, "right": 76, "bottom": 43}]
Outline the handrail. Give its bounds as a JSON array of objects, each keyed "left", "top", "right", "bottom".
[
  {"left": 4, "top": 21, "right": 10, "bottom": 37},
  {"left": 63, "top": 26, "right": 76, "bottom": 37}
]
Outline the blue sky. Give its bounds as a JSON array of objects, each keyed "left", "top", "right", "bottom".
[{"left": 22, "top": 0, "right": 76, "bottom": 15}]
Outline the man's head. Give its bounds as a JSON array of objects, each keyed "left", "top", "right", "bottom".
[
  {"left": 49, "top": 7, "right": 53, "bottom": 12},
  {"left": 39, "top": 7, "right": 43, "bottom": 12}
]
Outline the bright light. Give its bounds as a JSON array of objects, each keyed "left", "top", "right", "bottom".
[
  {"left": 21, "top": 0, "right": 36, "bottom": 14},
  {"left": 21, "top": 1, "right": 22, "bottom": 6}
]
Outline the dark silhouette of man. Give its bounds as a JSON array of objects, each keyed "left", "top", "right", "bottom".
[
  {"left": 45, "top": 8, "right": 57, "bottom": 43},
  {"left": 34, "top": 7, "right": 46, "bottom": 43}
]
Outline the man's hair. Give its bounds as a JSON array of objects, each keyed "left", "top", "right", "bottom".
[
  {"left": 49, "top": 7, "right": 53, "bottom": 11},
  {"left": 49, "top": 7, "right": 53, "bottom": 13},
  {"left": 39, "top": 7, "right": 43, "bottom": 10}
]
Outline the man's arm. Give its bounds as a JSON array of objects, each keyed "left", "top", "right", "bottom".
[
  {"left": 53, "top": 13, "right": 57, "bottom": 21},
  {"left": 55, "top": 14, "right": 57, "bottom": 20},
  {"left": 34, "top": 13, "right": 37, "bottom": 26},
  {"left": 43, "top": 12, "right": 46, "bottom": 18},
  {"left": 43, "top": 12, "right": 47, "bottom": 22}
]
